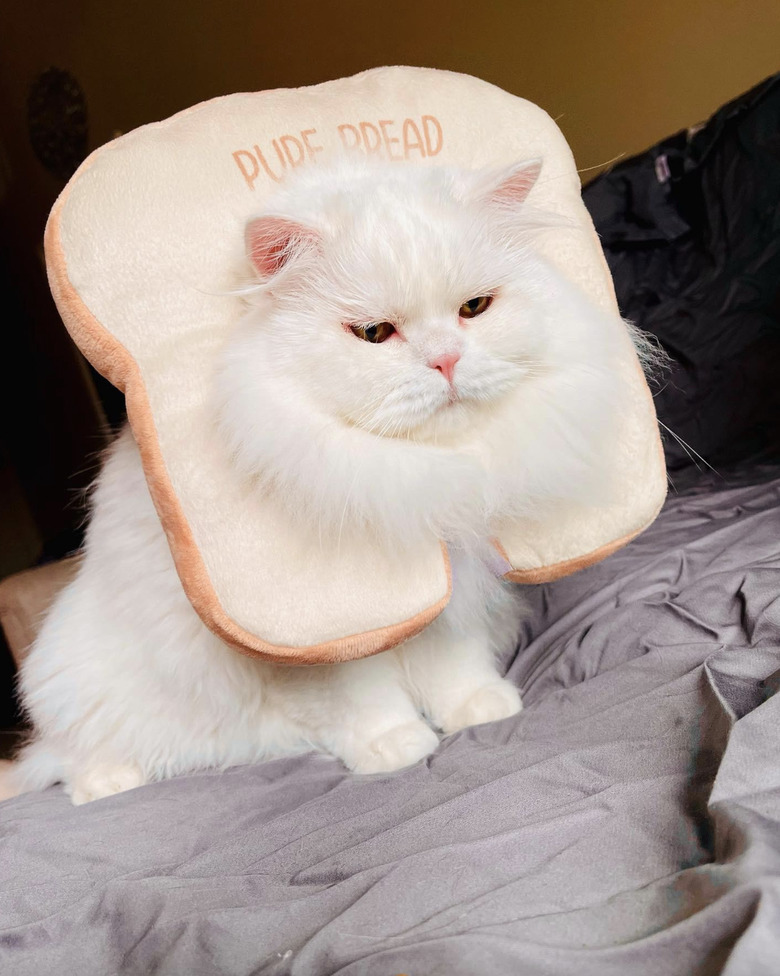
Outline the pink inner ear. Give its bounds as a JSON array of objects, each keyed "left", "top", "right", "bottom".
[
  {"left": 491, "top": 159, "right": 543, "bottom": 206},
  {"left": 245, "top": 216, "right": 318, "bottom": 279}
]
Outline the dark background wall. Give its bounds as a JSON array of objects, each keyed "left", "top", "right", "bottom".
[{"left": 0, "top": 0, "right": 778, "bottom": 723}]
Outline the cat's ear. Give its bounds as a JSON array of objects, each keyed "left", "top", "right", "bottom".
[
  {"left": 245, "top": 215, "right": 320, "bottom": 280},
  {"left": 478, "top": 158, "right": 542, "bottom": 208}
]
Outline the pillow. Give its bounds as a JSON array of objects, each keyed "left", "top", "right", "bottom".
[{"left": 44, "top": 65, "right": 665, "bottom": 663}]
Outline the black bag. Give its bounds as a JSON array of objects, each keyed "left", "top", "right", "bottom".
[{"left": 583, "top": 75, "right": 780, "bottom": 472}]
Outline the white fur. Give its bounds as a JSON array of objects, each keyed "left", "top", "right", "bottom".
[{"left": 11, "top": 158, "right": 630, "bottom": 803}]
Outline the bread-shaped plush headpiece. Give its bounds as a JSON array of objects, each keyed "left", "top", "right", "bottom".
[{"left": 45, "top": 66, "right": 666, "bottom": 664}]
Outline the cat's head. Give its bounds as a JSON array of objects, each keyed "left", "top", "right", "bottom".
[
  {"left": 231, "top": 157, "right": 551, "bottom": 443},
  {"left": 216, "top": 157, "right": 624, "bottom": 541}
]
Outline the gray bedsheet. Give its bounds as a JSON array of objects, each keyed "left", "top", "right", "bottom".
[{"left": 2, "top": 471, "right": 780, "bottom": 976}]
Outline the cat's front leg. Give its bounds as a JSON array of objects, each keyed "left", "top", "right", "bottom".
[
  {"left": 288, "top": 653, "right": 439, "bottom": 774},
  {"left": 398, "top": 620, "right": 522, "bottom": 735}
]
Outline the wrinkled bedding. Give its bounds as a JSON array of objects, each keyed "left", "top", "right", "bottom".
[
  {"left": 2, "top": 467, "right": 779, "bottom": 976},
  {"left": 4, "top": 71, "right": 780, "bottom": 976}
]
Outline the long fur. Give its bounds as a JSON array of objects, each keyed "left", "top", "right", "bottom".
[{"left": 10, "top": 157, "right": 634, "bottom": 804}]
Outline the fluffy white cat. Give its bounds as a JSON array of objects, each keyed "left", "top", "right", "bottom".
[{"left": 10, "top": 157, "right": 631, "bottom": 804}]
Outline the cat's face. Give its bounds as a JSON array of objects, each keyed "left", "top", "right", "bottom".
[{"left": 237, "top": 159, "right": 549, "bottom": 442}]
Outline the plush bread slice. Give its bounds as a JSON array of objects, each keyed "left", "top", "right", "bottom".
[{"left": 44, "top": 65, "right": 665, "bottom": 663}]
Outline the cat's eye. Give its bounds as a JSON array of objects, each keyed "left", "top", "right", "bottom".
[
  {"left": 349, "top": 321, "right": 396, "bottom": 343},
  {"left": 459, "top": 295, "right": 493, "bottom": 319}
]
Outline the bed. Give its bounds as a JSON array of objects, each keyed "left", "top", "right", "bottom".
[{"left": 1, "top": 75, "right": 779, "bottom": 975}]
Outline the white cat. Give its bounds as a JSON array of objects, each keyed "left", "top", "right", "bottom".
[{"left": 10, "top": 157, "right": 630, "bottom": 804}]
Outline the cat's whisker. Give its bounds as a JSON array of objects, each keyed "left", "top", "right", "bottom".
[
  {"left": 656, "top": 420, "right": 720, "bottom": 476},
  {"left": 576, "top": 152, "right": 627, "bottom": 175}
]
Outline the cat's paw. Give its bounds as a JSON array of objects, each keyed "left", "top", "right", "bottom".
[
  {"left": 69, "top": 762, "right": 145, "bottom": 805},
  {"left": 349, "top": 721, "right": 439, "bottom": 775},
  {"left": 439, "top": 681, "right": 522, "bottom": 734}
]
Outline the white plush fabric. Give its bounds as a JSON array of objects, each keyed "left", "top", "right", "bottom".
[{"left": 45, "top": 66, "right": 665, "bottom": 661}]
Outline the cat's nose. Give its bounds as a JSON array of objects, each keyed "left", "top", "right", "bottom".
[{"left": 428, "top": 351, "right": 461, "bottom": 384}]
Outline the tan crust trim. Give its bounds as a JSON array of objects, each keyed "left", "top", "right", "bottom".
[
  {"left": 43, "top": 152, "right": 451, "bottom": 665},
  {"left": 494, "top": 498, "right": 664, "bottom": 585}
]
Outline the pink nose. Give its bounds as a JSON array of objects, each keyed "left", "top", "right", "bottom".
[{"left": 428, "top": 351, "right": 461, "bottom": 385}]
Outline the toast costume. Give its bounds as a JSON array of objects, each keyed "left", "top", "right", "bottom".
[{"left": 44, "top": 67, "right": 666, "bottom": 663}]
